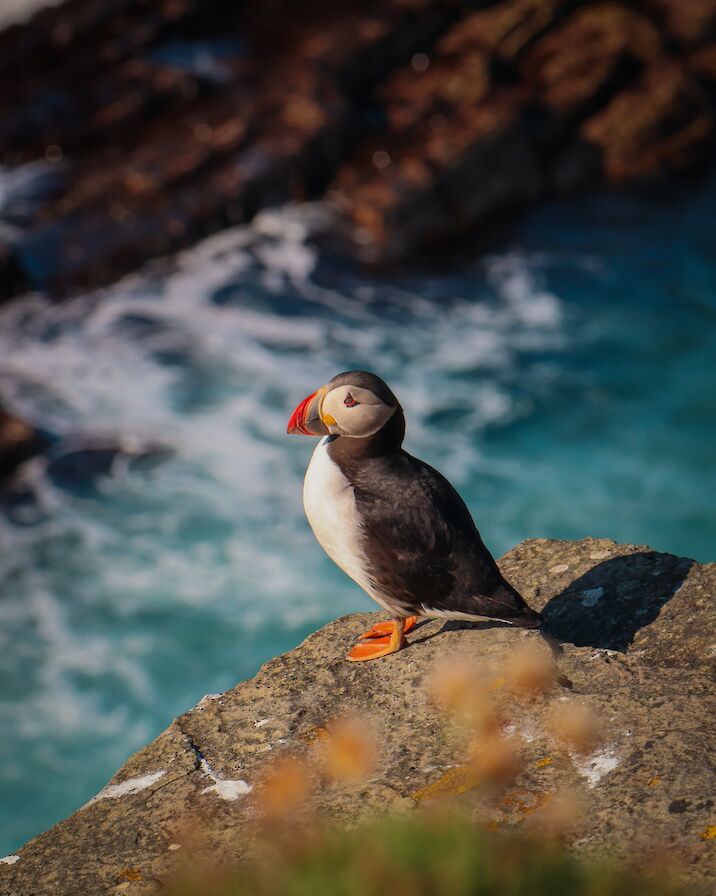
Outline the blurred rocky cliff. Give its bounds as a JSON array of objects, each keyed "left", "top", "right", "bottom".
[{"left": 0, "top": 0, "right": 715, "bottom": 300}]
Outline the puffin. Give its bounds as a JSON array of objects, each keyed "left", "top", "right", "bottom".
[{"left": 287, "top": 371, "right": 542, "bottom": 661}]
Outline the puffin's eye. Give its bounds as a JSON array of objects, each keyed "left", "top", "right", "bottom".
[{"left": 344, "top": 392, "right": 359, "bottom": 407}]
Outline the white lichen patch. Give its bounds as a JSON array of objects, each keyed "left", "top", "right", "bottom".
[
  {"left": 504, "top": 722, "right": 535, "bottom": 743},
  {"left": 88, "top": 770, "right": 166, "bottom": 804},
  {"left": 590, "top": 648, "right": 618, "bottom": 661},
  {"left": 198, "top": 693, "right": 223, "bottom": 708},
  {"left": 581, "top": 587, "right": 604, "bottom": 607},
  {"left": 0, "top": 855, "right": 20, "bottom": 865},
  {"left": 203, "top": 779, "right": 253, "bottom": 800},
  {"left": 574, "top": 747, "right": 620, "bottom": 788},
  {"left": 199, "top": 757, "right": 252, "bottom": 801},
  {"left": 550, "top": 563, "right": 569, "bottom": 574}
]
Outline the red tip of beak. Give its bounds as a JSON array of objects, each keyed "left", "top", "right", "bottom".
[{"left": 287, "top": 390, "right": 318, "bottom": 435}]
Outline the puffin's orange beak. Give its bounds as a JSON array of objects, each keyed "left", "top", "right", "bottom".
[{"left": 287, "top": 387, "right": 329, "bottom": 436}]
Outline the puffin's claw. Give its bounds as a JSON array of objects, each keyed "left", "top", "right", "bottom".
[{"left": 357, "top": 616, "right": 417, "bottom": 640}]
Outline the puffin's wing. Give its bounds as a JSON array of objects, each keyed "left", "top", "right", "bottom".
[{"left": 353, "top": 453, "right": 541, "bottom": 626}]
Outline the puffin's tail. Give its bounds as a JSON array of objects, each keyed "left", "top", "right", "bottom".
[
  {"left": 486, "top": 581, "right": 543, "bottom": 629},
  {"left": 497, "top": 585, "right": 563, "bottom": 656},
  {"left": 514, "top": 606, "right": 543, "bottom": 629}
]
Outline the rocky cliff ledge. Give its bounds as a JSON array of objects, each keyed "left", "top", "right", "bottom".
[
  {"left": 1, "top": 537, "right": 715, "bottom": 895},
  {"left": 1, "top": 0, "right": 716, "bottom": 296}
]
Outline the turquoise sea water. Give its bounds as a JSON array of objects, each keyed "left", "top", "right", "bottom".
[{"left": 0, "top": 172, "right": 715, "bottom": 854}]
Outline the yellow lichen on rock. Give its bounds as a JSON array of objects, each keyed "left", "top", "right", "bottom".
[{"left": 412, "top": 766, "right": 480, "bottom": 802}]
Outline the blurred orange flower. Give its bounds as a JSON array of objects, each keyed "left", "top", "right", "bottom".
[
  {"left": 504, "top": 642, "right": 556, "bottom": 697},
  {"left": 548, "top": 702, "right": 603, "bottom": 755},
  {"left": 257, "top": 756, "right": 311, "bottom": 821},
  {"left": 321, "top": 715, "right": 377, "bottom": 785}
]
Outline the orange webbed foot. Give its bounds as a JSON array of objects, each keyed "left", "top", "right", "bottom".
[
  {"left": 346, "top": 617, "right": 412, "bottom": 662},
  {"left": 347, "top": 636, "right": 400, "bottom": 662},
  {"left": 357, "top": 616, "right": 417, "bottom": 640}
]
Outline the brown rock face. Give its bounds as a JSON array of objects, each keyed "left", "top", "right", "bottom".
[
  {"left": 2, "top": 538, "right": 714, "bottom": 895},
  {"left": 0, "top": 0, "right": 715, "bottom": 295},
  {"left": 644, "top": 0, "right": 716, "bottom": 48},
  {"left": 582, "top": 60, "right": 714, "bottom": 180},
  {"left": 519, "top": 4, "right": 662, "bottom": 119}
]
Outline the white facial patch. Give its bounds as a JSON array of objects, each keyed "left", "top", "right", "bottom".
[{"left": 321, "top": 384, "right": 396, "bottom": 438}]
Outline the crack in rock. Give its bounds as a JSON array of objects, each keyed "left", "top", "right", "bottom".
[{"left": 179, "top": 724, "right": 252, "bottom": 801}]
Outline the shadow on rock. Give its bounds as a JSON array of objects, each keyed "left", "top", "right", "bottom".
[{"left": 542, "top": 552, "right": 693, "bottom": 651}]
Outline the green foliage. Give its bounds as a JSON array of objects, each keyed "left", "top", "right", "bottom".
[{"left": 167, "top": 812, "right": 687, "bottom": 896}]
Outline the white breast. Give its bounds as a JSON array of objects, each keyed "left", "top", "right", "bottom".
[{"left": 303, "top": 438, "right": 389, "bottom": 611}]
